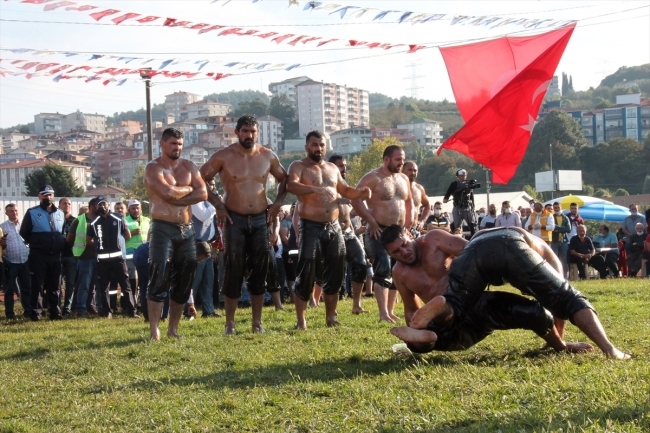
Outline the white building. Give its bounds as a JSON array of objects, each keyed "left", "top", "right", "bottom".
[
  {"left": 119, "top": 154, "right": 149, "bottom": 187},
  {"left": 180, "top": 101, "right": 231, "bottom": 120},
  {"left": 63, "top": 110, "right": 107, "bottom": 135},
  {"left": 330, "top": 127, "right": 372, "bottom": 156},
  {"left": 296, "top": 80, "right": 369, "bottom": 139},
  {"left": 165, "top": 91, "right": 202, "bottom": 122},
  {"left": 545, "top": 75, "right": 561, "bottom": 99},
  {"left": 34, "top": 113, "right": 65, "bottom": 135},
  {"left": 2, "top": 132, "right": 34, "bottom": 152},
  {"left": 269, "top": 76, "right": 312, "bottom": 108},
  {"left": 0, "top": 158, "right": 91, "bottom": 197},
  {"left": 396, "top": 118, "right": 443, "bottom": 148},
  {"left": 180, "top": 146, "right": 210, "bottom": 166},
  {"left": 256, "top": 115, "right": 283, "bottom": 152}
]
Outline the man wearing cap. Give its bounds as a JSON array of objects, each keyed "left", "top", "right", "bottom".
[
  {"left": 125, "top": 199, "right": 150, "bottom": 304},
  {"left": 58, "top": 197, "right": 77, "bottom": 316},
  {"left": 86, "top": 196, "right": 137, "bottom": 318},
  {"left": 67, "top": 198, "right": 99, "bottom": 317},
  {"left": 144, "top": 127, "right": 208, "bottom": 341},
  {"left": 443, "top": 169, "right": 478, "bottom": 237},
  {"left": 20, "top": 185, "right": 67, "bottom": 321}
]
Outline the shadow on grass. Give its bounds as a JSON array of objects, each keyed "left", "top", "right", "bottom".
[
  {"left": 86, "top": 348, "right": 559, "bottom": 395},
  {"left": 0, "top": 337, "right": 144, "bottom": 361},
  {"left": 380, "top": 402, "right": 649, "bottom": 432}
]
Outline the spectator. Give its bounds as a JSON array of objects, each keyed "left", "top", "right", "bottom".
[
  {"left": 627, "top": 222, "right": 647, "bottom": 277},
  {"left": 521, "top": 207, "right": 532, "bottom": 228},
  {"left": 58, "top": 197, "right": 77, "bottom": 316},
  {"left": 190, "top": 187, "right": 218, "bottom": 318},
  {"left": 593, "top": 224, "right": 619, "bottom": 277},
  {"left": 87, "top": 196, "right": 137, "bottom": 318},
  {"left": 280, "top": 203, "right": 298, "bottom": 301},
  {"left": 67, "top": 198, "right": 99, "bottom": 317},
  {"left": 569, "top": 225, "right": 608, "bottom": 280},
  {"left": 495, "top": 201, "right": 522, "bottom": 228},
  {"left": 479, "top": 204, "right": 497, "bottom": 230},
  {"left": 426, "top": 201, "right": 450, "bottom": 232},
  {"left": 550, "top": 202, "right": 571, "bottom": 277},
  {"left": 476, "top": 207, "right": 486, "bottom": 228},
  {"left": 622, "top": 204, "right": 647, "bottom": 238},
  {"left": 125, "top": 199, "right": 150, "bottom": 309},
  {"left": 527, "top": 201, "right": 554, "bottom": 243},
  {"left": 109, "top": 201, "right": 128, "bottom": 312},
  {"left": 20, "top": 185, "right": 67, "bottom": 321},
  {"left": 567, "top": 202, "right": 584, "bottom": 240},
  {"left": 642, "top": 230, "right": 650, "bottom": 277},
  {"left": 443, "top": 169, "right": 478, "bottom": 236},
  {"left": 0, "top": 204, "right": 31, "bottom": 319}
]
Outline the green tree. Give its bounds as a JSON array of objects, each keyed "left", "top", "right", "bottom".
[
  {"left": 24, "top": 164, "right": 85, "bottom": 197},
  {"left": 346, "top": 138, "right": 401, "bottom": 187},
  {"left": 98, "top": 178, "right": 121, "bottom": 188},
  {"left": 230, "top": 98, "right": 269, "bottom": 118},
  {"left": 523, "top": 185, "right": 539, "bottom": 201},
  {"left": 561, "top": 72, "right": 569, "bottom": 95},
  {"left": 203, "top": 90, "right": 269, "bottom": 109},
  {"left": 642, "top": 175, "right": 650, "bottom": 195},
  {"left": 593, "top": 188, "right": 612, "bottom": 198},
  {"left": 269, "top": 94, "right": 299, "bottom": 139},
  {"left": 123, "top": 165, "right": 150, "bottom": 215},
  {"left": 18, "top": 125, "right": 30, "bottom": 134},
  {"left": 613, "top": 188, "right": 629, "bottom": 196},
  {"left": 582, "top": 184, "right": 595, "bottom": 196}
]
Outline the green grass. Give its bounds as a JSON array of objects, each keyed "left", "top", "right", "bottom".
[{"left": 1, "top": 279, "right": 649, "bottom": 433}]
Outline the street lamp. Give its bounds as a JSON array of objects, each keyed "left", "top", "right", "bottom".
[{"left": 139, "top": 67, "right": 154, "bottom": 161}]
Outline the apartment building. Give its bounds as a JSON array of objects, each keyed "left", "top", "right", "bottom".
[
  {"left": 296, "top": 80, "right": 369, "bottom": 138},
  {"left": 64, "top": 110, "right": 107, "bottom": 135},
  {"left": 199, "top": 125, "right": 237, "bottom": 150},
  {"left": 396, "top": 118, "right": 443, "bottom": 148},
  {"left": 105, "top": 120, "right": 142, "bottom": 140},
  {"left": 372, "top": 128, "right": 416, "bottom": 145},
  {"left": 165, "top": 91, "right": 201, "bottom": 122},
  {"left": 330, "top": 127, "right": 372, "bottom": 155},
  {"left": 120, "top": 154, "right": 149, "bottom": 187},
  {"left": 181, "top": 146, "right": 209, "bottom": 166},
  {"left": 0, "top": 158, "right": 91, "bottom": 197},
  {"left": 91, "top": 146, "right": 141, "bottom": 185},
  {"left": 34, "top": 113, "right": 65, "bottom": 135},
  {"left": 269, "top": 76, "right": 312, "bottom": 108},
  {"left": 541, "top": 94, "right": 650, "bottom": 145},
  {"left": 180, "top": 101, "right": 231, "bottom": 120},
  {"left": 2, "top": 132, "right": 34, "bottom": 152},
  {"left": 256, "top": 115, "right": 283, "bottom": 152}
]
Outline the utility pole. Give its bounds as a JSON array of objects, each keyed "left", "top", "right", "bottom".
[
  {"left": 483, "top": 165, "right": 491, "bottom": 209},
  {"left": 549, "top": 142, "right": 554, "bottom": 199},
  {"left": 140, "top": 68, "right": 154, "bottom": 161}
]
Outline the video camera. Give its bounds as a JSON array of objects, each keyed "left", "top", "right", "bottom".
[{"left": 460, "top": 179, "right": 481, "bottom": 190}]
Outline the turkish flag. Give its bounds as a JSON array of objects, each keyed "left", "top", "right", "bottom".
[{"left": 437, "top": 24, "right": 575, "bottom": 184}]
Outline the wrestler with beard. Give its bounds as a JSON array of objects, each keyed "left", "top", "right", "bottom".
[
  {"left": 351, "top": 146, "right": 413, "bottom": 324},
  {"left": 286, "top": 131, "right": 371, "bottom": 329},
  {"left": 200, "top": 115, "right": 288, "bottom": 335}
]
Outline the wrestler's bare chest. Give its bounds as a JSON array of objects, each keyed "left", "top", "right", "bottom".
[{"left": 375, "top": 176, "right": 408, "bottom": 201}]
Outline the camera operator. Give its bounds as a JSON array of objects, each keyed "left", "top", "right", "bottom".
[{"left": 443, "top": 169, "right": 480, "bottom": 237}]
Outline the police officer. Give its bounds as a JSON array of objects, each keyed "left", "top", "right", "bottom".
[
  {"left": 443, "top": 169, "right": 478, "bottom": 237},
  {"left": 124, "top": 199, "right": 150, "bottom": 303},
  {"left": 86, "top": 196, "right": 137, "bottom": 318},
  {"left": 20, "top": 185, "right": 66, "bottom": 321}
]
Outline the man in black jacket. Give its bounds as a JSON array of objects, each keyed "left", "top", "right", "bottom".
[{"left": 443, "top": 169, "right": 478, "bottom": 237}]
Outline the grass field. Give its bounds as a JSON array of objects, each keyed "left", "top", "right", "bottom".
[{"left": 0, "top": 279, "right": 649, "bottom": 433}]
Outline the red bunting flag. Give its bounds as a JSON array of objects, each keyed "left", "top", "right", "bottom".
[
  {"left": 44, "top": 1, "right": 76, "bottom": 11},
  {"left": 90, "top": 9, "right": 120, "bottom": 21},
  {"left": 112, "top": 13, "right": 140, "bottom": 25},
  {"left": 437, "top": 24, "right": 575, "bottom": 184}
]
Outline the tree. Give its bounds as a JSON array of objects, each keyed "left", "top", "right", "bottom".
[
  {"left": 593, "top": 188, "right": 612, "bottom": 198},
  {"left": 230, "top": 98, "right": 269, "bottom": 118},
  {"left": 523, "top": 185, "right": 539, "bottom": 201},
  {"left": 24, "top": 164, "right": 85, "bottom": 197},
  {"left": 123, "top": 165, "right": 150, "bottom": 215},
  {"left": 613, "top": 188, "right": 629, "bottom": 196},
  {"left": 18, "top": 125, "right": 30, "bottom": 134},
  {"left": 642, "top": 175, "right": 650, "bottom": 195},
  {"left": 561, "top": 72, "right": 569, "bottom": 95},
  {"left": 98, "top": 178, "right": 121, "bottom": 188},
  {"left": 568, "top": 75, "right": 574, "bottom": 93},
  {"left": 346, "top": 137, "right": 401, "bottom": 187},
  {"left": 269, "top": 94, "right": 299, "bottom": 139}
]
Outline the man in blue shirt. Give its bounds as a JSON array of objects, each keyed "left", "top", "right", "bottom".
[{"left": 593, "top": 224, "right": 619, "bottom": 277}]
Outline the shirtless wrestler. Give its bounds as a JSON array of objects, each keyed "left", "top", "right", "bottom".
[
  {"left": 287, "top": 131, "right": 371, "bottom": 329},
  {"left": 381, "top": 226, "right": 593, "bottom": 354},
  {"left": 397, "top": 227, "right": 630, "bottom": 359},
  {"left": 402, "top": 161, "right": 430, "bottom": 236},
  {"left": 144, "top": 127, "right": 208, "bottom": 341},
  {"left": 200, "top": 115, "right": 287, "bottom": 335},
  {"left": 352, "top": 145, "right": 412, "bottom": 323},
  {"left": 329, "top": 154, "right": 370, "bottom": 314}
]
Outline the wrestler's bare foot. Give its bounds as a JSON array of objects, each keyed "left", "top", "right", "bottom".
[
  {"left": 224, "top": 322, "right": 236, "bottom": 336},
  {"left": 379, "top": 315, "right": 396, "bottom": 324},
  {"left": 606, "top": 348, "right": 632, "bottom": 360},
  {"left": 410, "top": 296, "right": 452, "bottom": 329},
  {"left": 389, "top": 313, "right": 401, "bottom": 322},
  {"left": 150, "top": 328, "right": 161, "bottom": 342},
  {"left": 390, "top": 326, "right": 438, "bottom": 344},
  {"left": 563, "top": 342, "right": 594, "bottom": 353},
  {"left": 295, "top": 320, "right": 307, "bottom": 330},
  {"left": 275, "top": 306, "right": 285, "bottom": 312},
  {"left": 352, "top": 307, "right": 368, "bottom": 314},
  {"left": 252, "top": 323, "right": 266, "bottom": 333},
  {"left": 326, "top": 318, "right": 341, "bottom": 327},
  {"left": 167, "top": 330, "right": 181, "bottom": 339}
]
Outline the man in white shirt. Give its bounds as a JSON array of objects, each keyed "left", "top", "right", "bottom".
[
  {"left": 0, "top": 204, "right": 32, "bottom": 319},
  {"left": 495, "top": 201, "right": 522, "bottom": 228},
  {"left": 191, "top": 182, "right": 218, "bottom": 318}
]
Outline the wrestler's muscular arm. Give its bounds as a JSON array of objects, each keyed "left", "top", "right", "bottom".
[
  {"left": 165, "top": 162, "right": 208, "bottom": 206},
  {"left": 336, "top": 171, "right": 371, "bottom": 201},
  {"left": 267, "top": 153, "right": 288, "bottom": 224},
  {"left": 393, "top": 265, "right": 421, "bottom": 326},
  {"left": 418, "top": 185, "right": 431, "bottom": 229},
  {"left": 200, "top": 150, "right": 230, "bottom": 224},
  {"left": 401, "top": 173, "right": 414, "bottom": 230},
  {"left": 431, "top": 228, "right": 468, "bottom": 257},
  {"left": 286, "top": 161, "right": 334, "bottom": 199},
  {"left": 351, "top": 172, "right": 381, "bottom": 239},
  {"left": 145, "top": 161, "right": 193, "bottom": 201}
]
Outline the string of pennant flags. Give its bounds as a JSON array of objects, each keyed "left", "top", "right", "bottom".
[
  {"left": 0, "top": 48, "right": 302, "bottom": 72},
  {"left": 8, "top": 0, "right": 430, "bottom": 52},
  {"left": 217, "top": 0, "right": 577, "bottom": 30}
]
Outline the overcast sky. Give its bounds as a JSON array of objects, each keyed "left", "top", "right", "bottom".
[{"left": 1, "top": 0, "right": 648, "bottom": 128}]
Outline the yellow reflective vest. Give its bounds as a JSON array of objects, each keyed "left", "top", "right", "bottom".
[{"left": 72, "top": 213, "right": 88, "bottom": 257}]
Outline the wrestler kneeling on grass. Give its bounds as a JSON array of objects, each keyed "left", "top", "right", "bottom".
[{"left": 382, "top": 226, "right": 628, "bottom": 358}]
